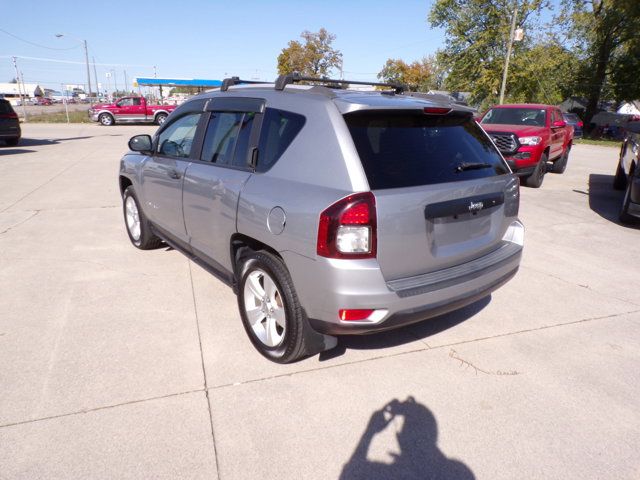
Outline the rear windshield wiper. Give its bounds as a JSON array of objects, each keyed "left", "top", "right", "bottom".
[{"left": 455, "top": 162, "right": 493, "bottom": 173}]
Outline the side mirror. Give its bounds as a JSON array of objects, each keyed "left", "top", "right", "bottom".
[
  {"left": 129, "top": 134, "right": 153, "bottom": 153},
  {"left": 553, "top": 120, "right": 567, "bottom": 128}
]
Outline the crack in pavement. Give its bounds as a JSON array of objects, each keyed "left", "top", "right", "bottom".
[
  {"left": 0, "top": 210, "right": 40, "bottom": 235},
  {"left": 3, "top": 308, "right": 638, "bottom": 431}
]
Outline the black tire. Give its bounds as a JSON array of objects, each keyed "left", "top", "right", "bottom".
[
  {"left": 4, "top": 137, "right": 19, "bottom": 147},
  {"left": 524, "top": 153, "right": 547, "bottom": 188},
  {"left": 99, "top": 113, "right": 114, "bottom": 126},
  {"left": 613, "top": 161, "right": 627, "bottom": 190},
  {"left": 552, "top": 146, "right": 570, "bottom": 174},
  {"left": 122, "top": 186, "right": 163, "bottom": 250},
  {"left": 237, "top": 251, "right": 312, "bottom": 363},
  {"left": 155, "top": 113, "right": 168, "bottom": 125},
  {"left": 619, "top": 176, "right": 638, "bottom": 224}
]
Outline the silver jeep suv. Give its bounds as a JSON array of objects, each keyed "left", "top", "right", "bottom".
[{"left": 119, "top": 74, "right": 524, "bottom": 363}]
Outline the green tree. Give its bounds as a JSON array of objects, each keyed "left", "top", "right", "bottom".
[
  {"left": 428, "top": 0, "right": 548, "bottom": 108},
  {"left": 559, "top": 0, "right": 640, "bottom": 126},
  {"left": 377, "top": 57, "right": 438, "bottom": 91},
  {"left": 277, "top": 28, "right": 343, "bottom": 77}
]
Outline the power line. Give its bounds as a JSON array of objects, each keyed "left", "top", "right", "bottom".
[
  {"left": 0, "top": 28, "right": 79, "bottom": 51},
  {"left": 1, "top": 54, "right": 152, "bottom": 68}
]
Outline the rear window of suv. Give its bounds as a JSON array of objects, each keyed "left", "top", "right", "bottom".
[
  {"left": 0, "top": 100, "right": 14, "bottom": 114},
  {"left": 345, "top": 112, "right": 509, "bottom": 190}
]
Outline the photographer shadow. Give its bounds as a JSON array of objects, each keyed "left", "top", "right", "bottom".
[{"left": 340, "top": 397, "right": 475, "bottom": 480}]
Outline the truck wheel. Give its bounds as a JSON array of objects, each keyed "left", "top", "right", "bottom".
[
  {"left": 237, "top": 251, "right": 313, "bottom": 363},
  {"left": 552, "top": 146, "right": 570, "bottom": 174},
  {"left": 619, "top": 178, "right": 638, "bottom": 224},
  {"left": 99, "top": 113, "right": 114, "bottom": 126},
  {"left": 155, "top": 113, "right": 168, "bottom": 125},
  {"left": 122, "top": 186, "right": 163, "bottom": 250},
  {"left": 613, "top": 162, "right": 627, "bottom": 190},
  {"left": 524, "top": 153, "right": 547, "bottom": 188}
]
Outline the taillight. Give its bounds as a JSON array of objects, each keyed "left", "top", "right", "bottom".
[
  {"left": 317, "top": 192, "right": 377, "bottom": 259},
  {"left": 577, "top": 121, "right": 583, "bottom": 127},
  {"left": 424, "top": 107, "right": 451, "bottom": 115},
  {"left": 0, "top": 113, "right": 18, "bottom": 119}
]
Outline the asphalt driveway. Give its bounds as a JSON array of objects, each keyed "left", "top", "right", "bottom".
[{"left": 1, "top": 124, "right": 639, "bottom": 479}]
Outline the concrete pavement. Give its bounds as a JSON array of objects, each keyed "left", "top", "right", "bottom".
[{"left": 1, "top": 124, "right": 639, "bottom": 479}]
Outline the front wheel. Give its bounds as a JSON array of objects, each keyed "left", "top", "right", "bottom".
[
  {"left": 99, "top": 113, "right": 114, "bottom": 126},
  {"left": 155, "top": 113, "right": 168, "bottom": 125},
  {"left": 524, "top": 153, "right": 547, "bottom": 188},
  {"left": 238, "top": 251, "right": 312, "bottom": 363}
]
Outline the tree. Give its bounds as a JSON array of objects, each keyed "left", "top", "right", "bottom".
[
  {"left": 277, "top": 28, "right": 343, "bottom": 77},
  {"left": 428, "top": 0, "right": 548, "bottom": 108},
  {"left": 377, "top": 57, "right": 438, "bottom": 91},
  {"left": 559, "top": 0, "right": 640, "bottom": 126}
]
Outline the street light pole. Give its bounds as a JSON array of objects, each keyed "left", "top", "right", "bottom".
[
  {"left": 55, "top": 34, "right": 93, "bottom": 103},
  {"left": 499, "top": 2, "right": 519, "bottom": 105},
  {"left": 11, "top": 56, "right": 28, "bottom": 121}
]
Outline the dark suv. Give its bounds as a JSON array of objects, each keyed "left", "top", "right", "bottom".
[
  {"left": 0, "top": 99, "right": 21, "bottom": 146},
  {"left": 120, "top": 75, "right": 524, "bottom": 363}
]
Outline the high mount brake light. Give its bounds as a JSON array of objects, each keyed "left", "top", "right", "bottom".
[
  {"left": 317, "top": 192, "right": 377, "bottom": 259},
  {"left": 424, "top": 107, "right": 451, "bottom": 115}
]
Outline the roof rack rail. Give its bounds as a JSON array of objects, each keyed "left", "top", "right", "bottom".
[
  {"left": 274, "top": 72, "right": 406, "bottom": 94},
  {"left": 220, "top": 76, "right": 267, "bottom": 92}
]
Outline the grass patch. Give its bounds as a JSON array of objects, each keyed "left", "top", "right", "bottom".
[
  {"left": 25, "top": 110, "right": 91, "bottom": 124},
  {"left": 575, "top": 138, "right": 621, "bottom": 148}
]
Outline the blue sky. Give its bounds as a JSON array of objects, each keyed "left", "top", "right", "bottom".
[{"left": 1, "top": 0, "right": 446, "bottom": 93}]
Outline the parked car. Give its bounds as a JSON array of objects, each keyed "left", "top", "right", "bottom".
[
  {"left": 0, "top": 98, "right": 21, "bottom": 146},
  {"left": 562, "top": 112, "right": 583, "bottom": 139},
  {"left": 479, "top": 104, "right": 574, "bottom": 188},
  {"left": 89, "top": 96, "right": 177, "bottom": 126},
  {"left": 119, "top": 74, "right": 524, "bottom": 363},
  {"left": 613, "top": 121, "right": 640, "bottom": 223}
]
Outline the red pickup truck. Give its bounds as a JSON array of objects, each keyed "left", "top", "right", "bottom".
[
  {"left": 88, "top": 96, "right": 176, "bottom": 126},
  {"left": 479, "top": 104, "right": 574, "bottom": 188}
]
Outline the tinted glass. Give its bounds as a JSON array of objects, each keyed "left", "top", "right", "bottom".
[
  {"left": 117, "top": 98, "right": 133, "bottom": 107},
  {"left": 345, "top": 113, "right": 509, "bottom": 190},
  {"left": 481, "top": 108, "right": 547, "bottom": 127},
  {"left": 231, "top": 112, "right": 255, "bottom": 168},
  {"left": 256, "top": 108, "right": 305, "bottom": 173},
  {"left": 0, "top": 100, "right": 13, "bottom": 114},
  {"left": 157, "top": 113, "right": 201, "bottom": 158},
  {"left": 200, "top": 112, "right": 243, "bottom": 165},
  {"left": 132, "top": 98, "right": 142, "bottom": 106}
]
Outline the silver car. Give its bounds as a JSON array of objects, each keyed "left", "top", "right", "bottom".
[{"left": 119, "top": 74, "right": 524, "bottom": 363}]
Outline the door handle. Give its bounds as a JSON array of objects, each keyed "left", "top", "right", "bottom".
[{"left": 168, "top": 169, "right": 181, "bottom": 179}]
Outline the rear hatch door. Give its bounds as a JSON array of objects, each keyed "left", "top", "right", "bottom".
[{"left": 345, "top": 110, "right": 518, "bottom": 281}]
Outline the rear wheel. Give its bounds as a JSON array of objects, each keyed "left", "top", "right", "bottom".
[
  {"left": 122, "top": 186, "right": 163, "bottom": 249},
  {"left": 524, "top": 153, "right": 547, "bottom": 188},
  {"left": 155, "top": 113, "right": 168, "bottom": 125},
  {"left": 4, "top": 137, "right": 19, "bottom": 146},
  {"left": 552, "top": 146, "right": 570, "bottom": 174},
  {"left": 99, "top": 113, "right": 114, "bottom": 126},
  {"left": 619, "top": 174, "right": 638, "bottom": 224},
  {"left": 613, "top": 162, "right": 627, "bottom": 190},
  {"left": 238, "top": 251, "right": 312, "bottom": 363}
]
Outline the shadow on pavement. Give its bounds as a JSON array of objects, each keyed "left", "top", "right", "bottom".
[
  {"left": 0, "top": 148, "right": 36, "bottom": 155},
  {"left": 321, "top": 296, "right": 490, "bottom": 360},
  {"left": 587, "top": 174, "right": 639, "bottom": 229},
  {"left": 340, "top": 396, "right": 475, "bottom": 480}
]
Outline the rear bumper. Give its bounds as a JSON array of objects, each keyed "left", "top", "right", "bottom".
[{"left": 283, "top": 221, "right": 523, "bottom": 335}]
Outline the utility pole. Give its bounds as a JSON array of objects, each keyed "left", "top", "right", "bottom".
[
  {"left": 61, "top": 83, "right": 70, "bottom": 123},
  {"left": 499, "top": 1, "right": 519, "bottom": 105},
  {"left": 83, "top": 40, "right": 92, "bottom": 102},
  {"left": 11, "top": 56, "right": 27, "bottom": 121},
  {"left": 92, "top": 57, "right": 99, "bottom": 99},
  {"left": 124, "top": 70, "right": 129, "bottom": 94}
]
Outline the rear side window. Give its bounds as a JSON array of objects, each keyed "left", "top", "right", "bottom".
[
  {"left": 256, "top": 108, "right": 305, "bottom": 173},
  {"left": 201, "top": 112, "right": 255, "bottom": 168},
  {"left": 345, "top": 112, "right": 509, "bottom": 190}
]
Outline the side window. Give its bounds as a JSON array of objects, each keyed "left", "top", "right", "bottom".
[
  {"left": 117, "top": 98, "right": 132, "bottom": 107},
  {"left": 231, "top": 112, "right": 255, "bottom": 168},
  {"left": 256, "top": 108, "right": 305, "bottom": 173},
  {"left": 132, "top": 97, "right": 142, "bottom": 106},
  {"left": 200, "top": 112, "right": 243, "bottom": 165},
  {"left": 157, "top": 113, "right": 202, "bottom": 158}
]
